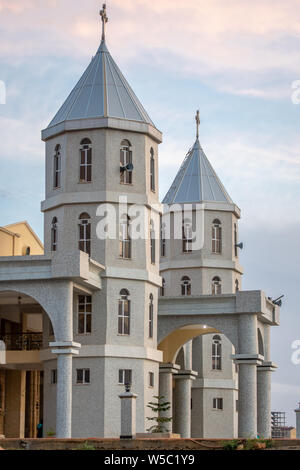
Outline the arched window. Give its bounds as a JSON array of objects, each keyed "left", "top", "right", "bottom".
[
  {"left": 118, "top": 289, "right": 130, "bottom": 335},
  {"left": 79, "top": 213, "right": 91, "bottom": 256},
  {"left": 160, "top": 220, "right": 166, "bottom": 257},
  {"left": 53, "top": 144, "right": 61, "bottom": 189},
  {"left": 79, "top": 138, "right": 92, "bottom": 183},
  {"left": 25, "top": 246, "right": 31, "bottom": 256},
  {"left": 161, "top": 278, "right": 165, "bottom": 297},
  {"left": 212, "top": 219, "right": 222, "bottom": 254},
  {"left": 181, "top": 276, "right": 191, "bottom": 296},
  {"left": 182, "top": 220, "right": 193, "bottom": 253},
  {"left": 120, "top": 140, "right": 133, "bottom": 184},
  {"left": 119, "top": 215, "right": 131, "bottom": 259},
  {"left": 212, "top": 276, "right": 221, "bottom": 295},
  {"left": 234, "top": 223, "right": 238, "bottom": 257},
  {"left": 149, "top": 294, "right": 154, "bottom": 338},
  {"left": 212, "top": 335, "right": 222, "bottom": 370},
  {"left": 235, "top": 279, "right": 239, "bottom": 292},
  {"left": 150, "top": 220, "right": 156, "bottom": 264},
  {"left": 51, "top": 217, "right": 58, "bottom": 252},
  {"left": 150, "top": 148, "right": 155, "bottom": 192}
]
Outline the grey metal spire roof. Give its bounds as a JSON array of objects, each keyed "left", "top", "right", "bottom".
[
  {"left": 47, "top": 39, "right": 155, "bottom": 128},
  {"left": 163, "top": 138, "right": 233, "bottom": 204}
]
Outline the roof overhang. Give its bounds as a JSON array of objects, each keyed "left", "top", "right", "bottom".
[{"left": 41, "top": 116, "right": 163, "bottom": 144}]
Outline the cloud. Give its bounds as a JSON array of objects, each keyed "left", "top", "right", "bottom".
[{"left": 0, "top": 1, "right": 300, "bottom": 97}]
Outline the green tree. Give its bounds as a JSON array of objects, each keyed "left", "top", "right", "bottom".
[{"left": 146, "top": 395, "right": 172, "bottom": 433}]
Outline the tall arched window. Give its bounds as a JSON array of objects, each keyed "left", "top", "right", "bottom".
[
  {"left": 234, "top": 223, "right": 238, "bottom": 257},
  {"left": 212, "top": 335, "right": 222, "bottom": 370},
  {"left": 51, "top": 217, "right": 58, "bottom": 252},
  {"left": 235, "top": 279, "right": 239, "bottom": 292},
  {"left": 79, "top": 213, "right": 91, "bottom": 256},
  {"left": 150, "top": 220, "right": 156, "bottom": 264},
  {"left": 212, "top": 219, "right": 222, "bottom": 254},
  {"left": 182, "top": 220, "right": 193, "bottom": 253},
  {"left": 160, "top": 220, "right": 166, "bottom": 257},
  {"left": 161, "top": 278, "right": 165, "bottom": 297},
  {"left": 79, "top": 138, "right": 92, "bottom": 183},
  {"left": 212, "top": 276, "right": 222, "bottom": 295},
  {"left": 120, "top": 140, "right": 133, "bottom": 184},
  {"left": 53, "top": 145, "right": 61, "bottom": 189},
  {"left": 181, "top": 276, "right": 191, "bottom": 296},
  {"left": 118, "top": 289, "right": 130, "bottom": 335},
  {"left": 119, "top": 215, "right": 131, "bottom": 259},
  {"left": 149, "top": 294, "right": 154, "bottom": 338},
  {"left": 150, "top": 148, "right": 155, "bottom": 192}
]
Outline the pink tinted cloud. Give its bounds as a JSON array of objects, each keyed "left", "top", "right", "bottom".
[{"left": 1, "top": 0, "right": 300, "bottom": 96}]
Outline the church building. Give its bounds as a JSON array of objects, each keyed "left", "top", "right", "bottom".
[{"left": 0, "top": 5, "right": 279, "bottom": 440}]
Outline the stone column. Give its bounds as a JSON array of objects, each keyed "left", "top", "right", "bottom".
[
  {"left": 50, "top": 342, "right": 81, "bottom": 438},
  {"left": 174, "top": 370, "right": 198, "bottom": 438},
  {"left": 119, "top": 385, "right": 138, "bottom": 439},
  {"left": 257, "top": 362, "right": 276, "bottom": 438},
  {"left": 159, "top": 363, "right": 179, "bottom": 432}
]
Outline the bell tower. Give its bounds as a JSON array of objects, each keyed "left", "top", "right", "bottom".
[
  {"left": 160, "top": 111, "right": 243, "bottom": 298},
  {"left": 41, "top": 5, "right": 162, "bottom": 437}
]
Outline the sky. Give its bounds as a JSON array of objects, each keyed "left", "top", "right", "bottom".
[{"left": 0, "top": 0, "right": 300, "bottom": 425}]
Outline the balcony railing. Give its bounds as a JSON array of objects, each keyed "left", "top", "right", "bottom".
[{"left": 0, "top": 333, "right": 42, "bottom": 351}]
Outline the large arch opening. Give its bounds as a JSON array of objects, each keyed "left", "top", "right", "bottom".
[
  {"left": 0, "top": 290, "right": 55, "bottom": 438},
  {"left": 158, "top": 323, "right": 238, "bottom": 439}
]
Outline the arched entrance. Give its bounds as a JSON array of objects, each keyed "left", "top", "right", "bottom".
[
  {"left": 158, "top": 323, "right": 238, "bottom": 439},
  {"left": 0, "top": 289, "right": 54, "bottom": 438}
]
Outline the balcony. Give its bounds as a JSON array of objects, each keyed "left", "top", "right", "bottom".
[{"left": 0, "top": 333, "right": 42, "bottom": 351}]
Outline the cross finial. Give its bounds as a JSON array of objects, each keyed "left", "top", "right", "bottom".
[
  {"left": 195, "top": 110, "right": 200, "bottom": 139},
  {"left": 100, "top": 4, "right": 108, "bottom": 42}
]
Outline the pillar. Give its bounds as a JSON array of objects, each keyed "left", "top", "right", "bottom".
[
  {"left": 174, "top": 370, "right": 197, "bottom": 438},
  {"left": 50, "top": 342, "right": 80, "bottom": 438},
  {"left": 119, "top": 385, "right": 138, "bottom": 439},
  {"left": 257, "top": 363, "right": 276, "bottom": 438},
  {"left": 235, "top": 313, "right": 261, "bottom": 438},
  {"left": 159, "top": 363, "right": 179, "bottom": 432}
]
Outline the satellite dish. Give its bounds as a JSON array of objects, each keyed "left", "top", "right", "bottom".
[
  {"left": 120, "top": 163, "right": 134, "bottom": 172},
  {"left": 235, "top": 242, "right": 243, "bottom": 250}
]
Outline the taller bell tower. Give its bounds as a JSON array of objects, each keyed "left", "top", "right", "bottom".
[{"left": 41, "top": 5, "right": 162, "bottom": 437}]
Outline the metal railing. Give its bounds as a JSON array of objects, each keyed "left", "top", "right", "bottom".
[{"left": 0, "top": 333, "right": 42, "bottom": 351}]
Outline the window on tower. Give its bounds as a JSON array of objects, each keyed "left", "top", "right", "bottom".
[
  {"left": 182, "top": 220, "right": 193, "bottom": 253},
  {"left": 150, "top": 148, "right": 155, "bottom": 192},
  {"left": 51, "top": 217, "right": 58, "bottom": 252},
  {"left": 120, "top": 140, "right": 133, "bottom": 184},
  {"left": 79, "top": 138, "right": 92, "bottom": 183},
  {"left": 212, "top": 276, "right": 222, "bottom": 295},
  {"left": 79, "top": 212, "right": 91, "bottom": 256},
  {"left": 181, "top": 276, "right": 191, "bottom": 296},
  {"left": 212, "top": 335, "right": 222, "bottom": 370},
  {"left": 160, "top": 220, "right": 166, "bottom": 257},
  {"left": 119, "top": 214, "right": 131, "bottom": 259},
  {"left": 149, "top": 294, "right": 154, "bottom": 338},
  {"left": 234, "top": 223, "right": 238, "bottom": 257},
  {"left": 212, "top": 219, "right": 222, "bottom": 254},
  {"left": 78, "top": 295, "right": 92, "bottom": 334},
  {"left": 150, "top": 220, "right": 156, "bottom": 264},
  {"left": 118, "top": 289, "right": 130, "bottom": 335},
  {"left": 53, "top": 144, "right": 61, "bottom": 189},
  {"left": 160, "top": 278, "right": 166, "bottom": 297}
]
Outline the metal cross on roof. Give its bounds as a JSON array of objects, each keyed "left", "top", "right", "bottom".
[
  {"left": 100, "top": 4, "right": 108, "bottom": 41},
  {"left": 195, "top": 110, "right": 200, "bottom": 139}
]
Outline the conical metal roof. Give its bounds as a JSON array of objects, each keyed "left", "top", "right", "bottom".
[
  {"left": 47, "top": 40, "right": 154, "bottom": 128},
  {"left": 163, "top": 138, "right": 232, "bottom": 204}
]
